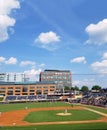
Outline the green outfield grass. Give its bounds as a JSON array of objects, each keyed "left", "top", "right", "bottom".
[
  {"left": 0, "top": 102, "right": 70, "bottom": 112},
  {"left": 24, "top": 109, "right": 101, "bottom": 123},
  {"left": 1, "top": 123, "right": 107, "bottom": 130}
]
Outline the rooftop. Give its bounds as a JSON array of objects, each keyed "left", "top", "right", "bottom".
[
  {"left": 0, "top": 81, "right": 56, "bottom": 85},
  {"left": 44, "top": 69, "right": 71, "bottom": 72}
]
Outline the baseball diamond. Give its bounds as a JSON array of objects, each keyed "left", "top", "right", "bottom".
[{"left": 0, "top": 102, "right": 107, "bottom": 130}]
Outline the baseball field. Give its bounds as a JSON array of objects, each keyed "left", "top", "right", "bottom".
[{"left": 0, "top": 102, "right": 107, "bottom": 130}]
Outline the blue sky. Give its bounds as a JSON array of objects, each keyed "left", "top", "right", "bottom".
[{"left": 0, "top": 0, "right": 107, "bottom": 88}]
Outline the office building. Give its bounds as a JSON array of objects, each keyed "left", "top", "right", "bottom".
[
  {"left": 39, "top": 70, "right": 72, "bottom": 89},
  {"left": 0, "top": 73, "right": 25, "bottom": 82}
]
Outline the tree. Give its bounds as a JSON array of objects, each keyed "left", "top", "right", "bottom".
[
  {"left": 74, "top": 86, "right": 79, "bottom": 91},
  {"left": 91, "top": 85, "right": 101, "bottom": 91},
  {"left": 81, "top": 86, "right": 89, "bottom": 92},
  {"left": 71, "top": 87, "right": 75, "bottom": 91},
  {"left": 64, "top": 86, "right": 71, "bottom": 90}
]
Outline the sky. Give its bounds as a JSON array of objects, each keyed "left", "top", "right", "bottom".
[{"left": 0, "top": 0, "right": 107, "bottom": 88}]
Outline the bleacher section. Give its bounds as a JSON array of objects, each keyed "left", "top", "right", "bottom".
[
  {"left": 2, "top": 92, "right": 107, "bottom": 108},
  {"left": 17, "top": 96, "right": 27, "bottom": 100},
  {"left": 4, "top": 95, "right": 62, "bottom": 102},
  {"left": 47, "top": 95, "right": 61, "bottom": 100},
  {"left": 28, "top": 95, "right": 37, "bottom": 100},
  {"left": 81, "top": 93, "right": 107, "bottom": 107},
  {"left": 5, "top": 96, "right": 17, "bottom": 101}
]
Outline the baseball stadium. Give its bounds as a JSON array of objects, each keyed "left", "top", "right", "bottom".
[
  {"left": 0, "top": 101, "right": 107, "bottom": 130},
  {"left": 0, "top": 80, "right": 107, "bottom": 130},
  {"left": 1, "top": 0, "right": 107, "bottom": 129},
  {"left": 0, "top": 70, "right": 107, "bottom": 130}
]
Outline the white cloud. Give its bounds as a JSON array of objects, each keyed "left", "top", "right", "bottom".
[
  {"left": 70, "top": 56, "right": 86, "bottom": 64},
  {"left": 20, "top": 61, "right": 35, "bottom": 67},
  {"left": 5, "top": 57, "right": 17, "bottom": 64},
  {"left": 0, "top": 15, "right": 15, "bottom": 42},
  {"left": 0, "top": 56, "right": 6, "bottom": 63},
  {"left": 39, "top": 63, "right": 45, "bottom": 67},
  {"left": 34, "top": 31, "right": 60, "bottom": 51},
  {"left": 0, "top": 0, "right": 20, "bottom": 15},
  {"left": 85, "top": 19, "right": 107, "bottom": 45},
  {"left": 91, "top": 60, "right": 107, "bottom": 73},
  {"left": 0, "top": 0, "right": 20, "bottom": 42},
  {"left": 24, "top": 69, "right": 41, "bottom": 81},
  {"left": 24, "top": 69, "right": 41, "bottom": 75},
  {"left": 72, "top": 78, "right": 95, "bottom": 88},
  {"left": 35, "top": 31, "right": 60, "bottom": 44},
  {"left": 102, "top": 52, "right": 107, "bottom": 59},
  {"left": 91, "top": 52, "right": 107, "bottom": 73},
  {"left": 91, "top": 60, "right": 107, "bottom": 68}
]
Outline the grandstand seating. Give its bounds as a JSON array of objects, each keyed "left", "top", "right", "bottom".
[
  {"left": 17, "top": 96, "right": 27, "bottom": 100},
  {"left": 47, "top": 95, "right": 60, "bottom": 99},
  {"left": 81, "top": 93, "right": 107, "bottom": 107},
  {"left": 5, "top": 95, "right": 17, "bottom": 101},
  {"left": 4, "top": 94, "right": 62, "bottom": 102},
  {"left": 3, "top": 92, "right": 107, "bottom": 108},
  {"left": 27, "top": 95, "right": 37, "bottom": 100},
  {"left": 37, "top": 95, "right": 46, "bottom": 99}
]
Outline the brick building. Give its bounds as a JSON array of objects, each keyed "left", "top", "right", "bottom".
[
  {"left": 0, "top": 81, "right": 56, "bottom": 96},
  {"left": 39, "top": 70, "right": 72, "bottom": 90}
]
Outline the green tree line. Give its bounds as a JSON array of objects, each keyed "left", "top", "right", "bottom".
[{"left": 64, "top": 85, "right": 102, "bottom": 92}]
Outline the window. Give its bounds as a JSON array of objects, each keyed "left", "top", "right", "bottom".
[
  {"left": 30, "top": 90, "right": 35, "bottom": 92},
  {"left": 43, "top": 90, "right": 48, "bottom": 94},
  {"left": 15, "top": 90, "right": 20, "bottom": 92},
  {"left": 43, "top": 86, "right": 48, "bottom": 89},
  {"left": 23, "top": 86, "right": 28, "bottom": 92},
  {"left": 50, "top": 86, "right": 55, "bottom": 89},
  {"left": 36, "top": 90, "right": 42, "bottom": 95},
  {"left": 30, "top": 86, "right": 35, "bottom": 89},
  {"left": 37, "top": 86, "right": 42, "bottom": 89}
]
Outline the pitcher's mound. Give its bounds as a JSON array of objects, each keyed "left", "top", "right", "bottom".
[{"left": 56, "top": 113, "right": 71, "bottom": 116}]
